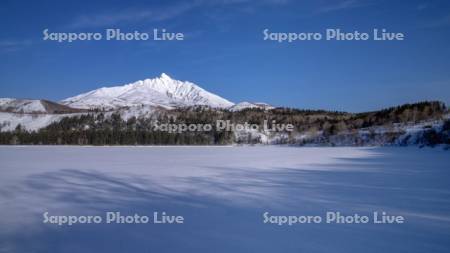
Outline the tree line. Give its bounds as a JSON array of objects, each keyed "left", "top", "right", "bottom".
[{"left": 0, "top": 101, "right": 447, "bottom": 145}]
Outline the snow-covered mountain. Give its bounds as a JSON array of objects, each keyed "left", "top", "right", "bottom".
[
  {"left": 0, "top": 98, "right": 46, "bottom": 113},
  {"left": 61, "top": 73, "right": 234, "bottom": 110},
  {"left": 0, "top": 98, "right": 85, "bottom": 131},
  {"left": 0, "top": 98, "right": 83, "bottom": 114}
]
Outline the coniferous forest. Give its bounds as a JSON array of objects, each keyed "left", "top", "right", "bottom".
[{"left": 0, "top": 101, "right": 448, "bottom": 146}]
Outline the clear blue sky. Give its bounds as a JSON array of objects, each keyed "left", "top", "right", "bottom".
[{"left": 0, "top": 0, "right": 449, "bottom": 112}]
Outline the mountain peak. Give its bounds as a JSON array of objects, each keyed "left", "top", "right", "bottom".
[
  {"left": 61, "top": 74, "right": 235, "bottom": 110},
  {"left": 160, "top": 73, "right": 172, "bottom": 80}
]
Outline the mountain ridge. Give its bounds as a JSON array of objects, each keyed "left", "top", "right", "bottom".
[
  {"left": 61, "top": 73, "right": 235, "bottom": 110},
  {"left": 0, "top": 98, "right": 85, "bottom": 114}
]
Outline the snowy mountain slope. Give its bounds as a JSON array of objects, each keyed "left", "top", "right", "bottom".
[
  {"left": 61, "top": 73, "right": 235, "bottom": 110},
  {"left": 0, "top": 98, "right": 47, "bottom": 113},
  {"left": 108, "top": 104, "right": 167, "bottom": 121},
  {"left": 0, "top": 98, "right": 83, "bottom": 114},
  {"left": 0, "top": 112, "right": 86, "bottom": 132},
  {"left": 0, "top": 99, "right": 86, "bottom": 131}
]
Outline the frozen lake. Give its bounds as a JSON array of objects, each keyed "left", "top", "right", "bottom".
[{"left": 0, "top": 146, "right": 449, "bottom": 252}]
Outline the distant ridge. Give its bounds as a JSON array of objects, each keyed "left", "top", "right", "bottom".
[{"left": 0, "top": 98, "right": 85, "bottom": 114}]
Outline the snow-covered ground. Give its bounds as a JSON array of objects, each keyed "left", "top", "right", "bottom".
[
  {"left": 0, "top": 112, "right": 85, "bottom": 132},
  {"left": 0, "top": 98, "right": 47, "bottom": 114},
  {"left": 0, "top": 147, "right": 449, "bottom": 252}
]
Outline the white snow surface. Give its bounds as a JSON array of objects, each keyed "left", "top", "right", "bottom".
[
  {"left": 61, "top": 73, "right": 235, "bottom": 110},
  {"left": 0, "top": 147, "right": 449, "bottom": 252},
  {"left": 0, "top": 98, "right": 47, "bottom": 113},
  {"left": 0, "top": 112, "right": 84, "bottom": 132}
]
